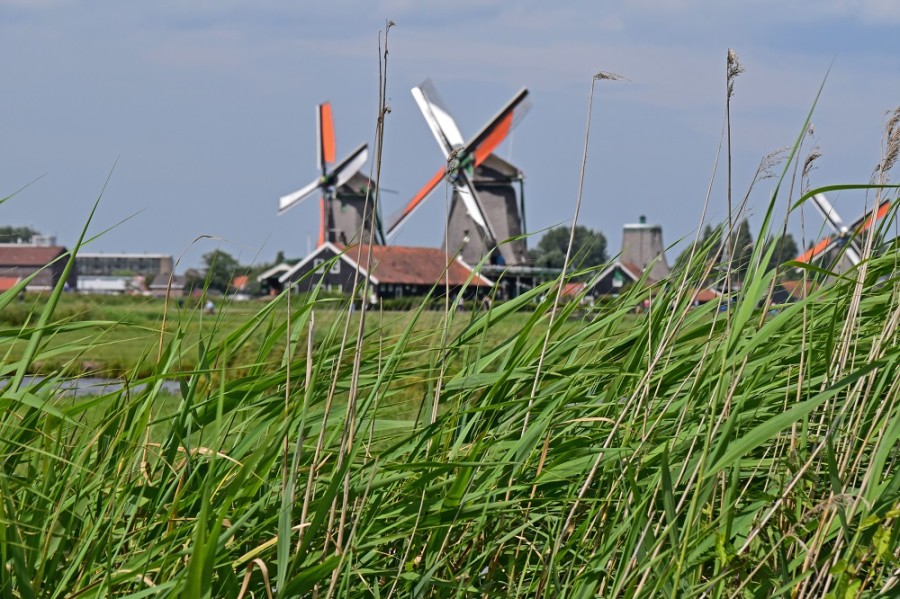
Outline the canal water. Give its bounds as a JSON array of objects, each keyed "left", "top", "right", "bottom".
[{"left": 17, "top": 376, "right": 182, "bottom": 397}]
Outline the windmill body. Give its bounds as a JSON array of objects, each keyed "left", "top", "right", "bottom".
[
  {"left": 446, "top": 153, "right": 527, "bottom": 265},
  {"left": 278, "top": 102, "right": 383, "bottom": 248},
  {"left": 388, "top": 80, "right": 530, "bottom": 266},
  {"left": 326, "top": 171, "right": 383, "bottom": 246}
]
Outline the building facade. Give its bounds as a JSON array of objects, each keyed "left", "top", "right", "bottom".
[
  {"left": 279, "top": 242, "right": 493, "bottom": 301},
  {"left": 0, "top": 244, "right": 76, "bottom": 291},
  {"left": 75, "top": 253, "right": 173, "bottom": 278}
]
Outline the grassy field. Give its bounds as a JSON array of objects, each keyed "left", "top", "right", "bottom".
[
  {"left": 1, "top": 230, "right": 899, "bottom": 596},
  {"left": 2, "top": 293, "right": 546, "bottom": 378}
]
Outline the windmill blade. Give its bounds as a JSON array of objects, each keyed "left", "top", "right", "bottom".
[
  {"left": 842, "top": 199, "right": 891, "bottom": 264},
  {"left": 798, "top": 198, "right": 892, "bottom": 266},
  {"left": 850, "top": 199, "right": 891, "bottom": 233},
  {"left": 331, "top": 143, "right": 368, "bottom": 188},
  {"left": 317, "top": 102, "right": 336, "bottom": 173},
  {"left": 794, "top": 235, "right": 836, "bottom": 265},
  {"left": 278, "top": 177, "right": 322, "bottom": 214},
  {"left": 412, "top": 80, "right": 466, "bottom": 158},
  {"left": 794, "top": 235, "right": 863, "bottom": 266},
  {"left": 465, "top": 88, "right": 530, "bottom": 167},
  {"left": 386, "top": 165, "right": 446, "bottom": 238},
  {"left": 318, "top": 196, "right": 327, "bottom": 246},
  {"left": 810, "top": 193, "right": 849, "bottom": 235},
  {"left": 455, "top": 168, "right": 498, "bottom": 247}
]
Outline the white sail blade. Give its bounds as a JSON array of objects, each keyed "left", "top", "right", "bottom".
[
  {"left": 844, "top": 244, "right": 861, "bottom": 265},
  {"left": 811, "top": 193, "right": 848, "bottom": 234},
  {"left": 333, "top": 144, "right": 369, "bottom": 188},
  {"left": 412, "top": 81, "right": 465, "bottom": 158},
  {"left": 278, "top": 178, "right": 321, "bottom": 214}
]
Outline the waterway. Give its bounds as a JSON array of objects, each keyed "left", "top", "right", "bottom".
[{"left": 16, "top": 376, "right": 181, "bottom": 397}]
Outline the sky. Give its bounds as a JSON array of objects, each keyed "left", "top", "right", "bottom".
[{"left": 1, "top": 1, "right": 899, "bottom": 270}]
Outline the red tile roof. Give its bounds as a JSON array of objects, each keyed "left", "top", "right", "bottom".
[
  {"left": 0, "top": 276, "right": 21, "bottom": 292},
  {"left": 560, "top": 282, "right": 585, "bottom": 297},
  {"left": 692, "top": 288, "right": 719, "bottom": 303},
  {"left": 0, "top": 245, "right": 67, "bottom": 267},
  {"left": 619, "top": 261, "right": 643, "bottom": 280},
  {"left": 337, "top": 244, "right": 492, "bottom": 287},
  {"left": 231, "top": 275, "right": 250, "bottom": 290}
]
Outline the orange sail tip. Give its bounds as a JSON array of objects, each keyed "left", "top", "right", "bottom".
[
  {"left": 318, "top": 196, "right": 326, "bottom": 246},
  {"left": 319, "top": 103, "right": 336, "bottom": 165}
]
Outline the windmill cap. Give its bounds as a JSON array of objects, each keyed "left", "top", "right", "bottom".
[{"left": 623, "top": 218, "right": 661, "bottom": 229}]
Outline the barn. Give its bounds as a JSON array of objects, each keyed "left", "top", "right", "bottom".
[{"left": 279, "top": 242, "right": 493, "bottom": 302}]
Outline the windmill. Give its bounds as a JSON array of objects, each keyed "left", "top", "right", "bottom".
[
  {"left": 278, "top": 102, "right": 384, "bottom": 247},
  {"left": 386, "top": 80, "right": 530, "bottom": 266},
  {"left": 793, "top": 193, "right": 890, "bottom": 269}
]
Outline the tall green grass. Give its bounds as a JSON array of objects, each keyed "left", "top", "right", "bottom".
[{"left": 1, "top": 193, "right": 899, "bottom": 597}]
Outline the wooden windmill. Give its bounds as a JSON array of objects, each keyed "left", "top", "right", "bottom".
[
  {"left": 386, "top": 80, "right": 530, "bottom": 266},
  {"left": 278, "top": 102, "right": 384, "bottom": 247}
]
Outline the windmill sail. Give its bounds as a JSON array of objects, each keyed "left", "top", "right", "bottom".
[
  {"left": 389, "top": 81, "right": 530, "bottom": 265},
  {"left": 794, "top": 195, "right": 891, "bottom": 266}
]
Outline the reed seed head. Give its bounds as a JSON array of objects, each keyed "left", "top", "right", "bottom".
[
  {"left": 803, "top": 147, "right": 822, "bottom": 180},
  {"left": 593, "top": 71, "right": 626, "bottom": 82},
  {"left": 727, "top": 48, "right": 744, "bottom": 100},
  {"left": 881, "top": 106, "right": 900, "bottom": 175}
]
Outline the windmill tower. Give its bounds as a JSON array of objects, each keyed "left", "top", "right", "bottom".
[
  {"left": 278, "top": 102, "right": 383, "bottom": 247},
  {"left": 620, "top": 215, "right": 669, "bottom": 281},
  {"left": 447, "top": 153, "right": 527, "bottom": 265},
  {"left": 387, "top": 80, "right": 530, "bottom": 266}
]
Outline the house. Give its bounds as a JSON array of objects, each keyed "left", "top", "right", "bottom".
[
  {"left": 591, "top": 261, "right": 644, "bottom": 296},
  {"left": 75, "top": 252, "right": 173, "bottom": 278},
  {"left": 147, "top": 273, "right": 187, "bottom": 298},
  {"left": 77, "top": 275, "right": 145, "bottom": 295},
  {"left": 257, "top": 263, "right": 294, "bottom": 296},
  {"left": 691, "top": 287, "right": 720, "bottom": 305},
  {"left": 279, "top": 242, "right": 493, "bottom": 302},
  {"left": 0, "top": 244, "right": 76, "bottom": 291},
  {"left": 771, "top": 280, "right": 815, "bottom": 304}
]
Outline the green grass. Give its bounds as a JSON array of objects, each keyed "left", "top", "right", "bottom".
[
  {"left": 1, "top": 227, "right": 898, "bottom": 597},
  {"left": 2, "top": 77, "right": 899, "bottom": 596},
  {"left": 2, "top": 294, "right": 544, "bottom": 382}
]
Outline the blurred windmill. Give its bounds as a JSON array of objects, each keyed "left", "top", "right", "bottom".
[
  {"left": 278, "top": 102, "right": 384, "bottom": 247},
  {"left": 793, "top": 193, "right": 890, "bottom": 270},
  {"left": 387, "top": 80, "right": 530, "bottom": 266}
]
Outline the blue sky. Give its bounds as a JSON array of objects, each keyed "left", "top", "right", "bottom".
[{"left": 1, "top": 1, "right": 899, "bottom": 269}]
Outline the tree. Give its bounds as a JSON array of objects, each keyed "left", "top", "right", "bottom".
[
  {"left": 0, "top": 226, "right": 39, "bottom": 243},
  {"left": 764, "top": 233, "right": 800, "bottom": 278},
  {"left": 201, "top": 249, "right": 243, "bottom": 293},
  {"left": 729, "top": 218, "right": 754, "bottom": 282},
  {"left": 529, "top": 225, "right": 607, "bottom": 270},
  {"left": 674, "top": 224, "right": 722, "bottom": 270}
]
